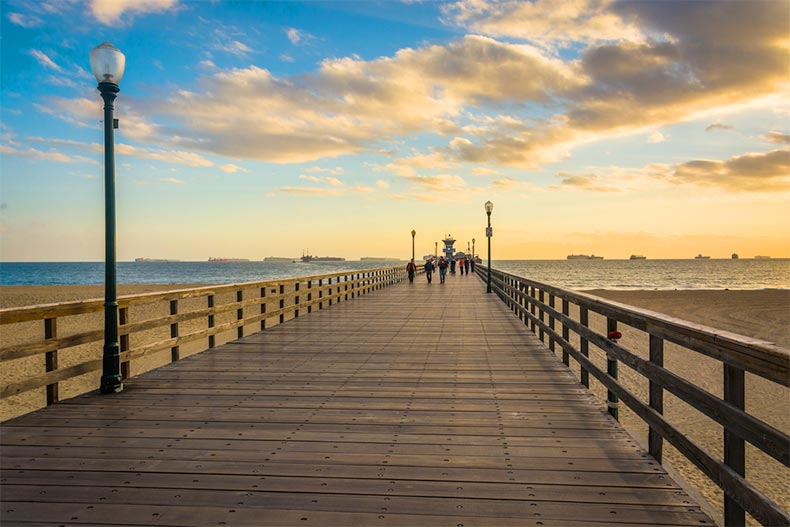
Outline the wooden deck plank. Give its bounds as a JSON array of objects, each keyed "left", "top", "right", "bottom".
[{"left": 1, "top": 273, "right": 713, "bottom": 526}]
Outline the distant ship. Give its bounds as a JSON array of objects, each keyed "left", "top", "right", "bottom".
[
  {"left": 567, "top": 254, "right": 604, "bottom": 260},
  {"left": 263, "top": 257, "right": 296, "bottom": 262},
  {"left": 135, "top": 257, "right": 179, "bottom": 262},
  {"left": 754, "top": 255, "right": 772, "bottom": 259},
  {"left": 301, "top": 251, "right": 344, "bottom": 262},
  {"left": 694, "top": 254, "right": 710, "bottom": 259},
  {"left": 208, "top": 257, "right": 250, "bottom": 263},
  {"left": 731, "top": 253, "right": 739, "bottom": 259},
  {"left": 629, "top": 255, "right": 646, "bottom": 260}
]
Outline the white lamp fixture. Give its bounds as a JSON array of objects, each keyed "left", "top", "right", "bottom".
[{"left": 89, "top": 42, "right": 125, "bottom": 85}]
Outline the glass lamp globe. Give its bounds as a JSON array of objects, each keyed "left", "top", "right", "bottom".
[
  {"left": 411, "top": 230, "right": 416, "bottom": 237},
  {"left": 89, "top": 42, "right": 125, "bottom": 85},
  {"left": 484, "top": 200, "right": 493, "bottom": 214}
]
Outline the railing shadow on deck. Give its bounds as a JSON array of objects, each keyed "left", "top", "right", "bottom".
[
  {"left": 477, "top": 264, "right": 789, "bottom": 527},
  {"left": 0, "top": 265, "right": 416, "bottom": 422}
]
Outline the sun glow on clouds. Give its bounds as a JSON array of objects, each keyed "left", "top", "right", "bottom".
[
  {"left": 90, "top": 0, "right": 178, "bottom": 25},
  {"left": 4, "top": 0, "right": 790, "bottom": 260}
]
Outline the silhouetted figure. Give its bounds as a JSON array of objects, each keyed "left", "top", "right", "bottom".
[{"left": 406, "top": 259, "right": 417, "bottom": 283}]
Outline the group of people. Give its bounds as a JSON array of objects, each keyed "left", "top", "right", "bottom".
[{"left": 407, "top": 255, "right": 475, "bottom": 285}]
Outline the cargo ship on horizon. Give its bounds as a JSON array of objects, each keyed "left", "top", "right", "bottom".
[
  {"left": 301, "top": 251, "right": 345, "bottom": 263},
  {"left": 208, "top": 257, "right": 250, "bottom": 263},
  {"left": 567, "top": 254, "right": 604, "bottom": 260}
]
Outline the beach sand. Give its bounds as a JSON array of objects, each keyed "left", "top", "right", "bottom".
[
  {"left": 582, "top": 289, "right": 789, "bottom": 525},
  {"left": 1, "top": 285, "right": 788, "bottom": 524}
]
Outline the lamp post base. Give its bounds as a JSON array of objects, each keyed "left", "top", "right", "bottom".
[
  {"left": 100, "top": 376, "right": 123, "bottom": 393},
  {"left": 99, "top": 342, "right": 123, "bottom": 394},
  {"left": 100, "top": 374, "right": 123, "bottom": 394}
]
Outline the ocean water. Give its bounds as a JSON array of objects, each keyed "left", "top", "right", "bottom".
[{"left": 0, "top": 259, "right": 788, "bottom": 290}]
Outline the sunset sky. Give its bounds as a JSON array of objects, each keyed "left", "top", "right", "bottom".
[{"left": 2, "top": 0, "right": 789, "bottom": 261}]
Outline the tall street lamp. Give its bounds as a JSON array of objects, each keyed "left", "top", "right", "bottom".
[
  {"left": 90, "top": 42, "right": 125, "bottom": 394},
  {"left": 434, "top": 241, "right": 438, "bottom": 259},
  {"left": 472, "top": 238, "right": 475, "bottom": 260},
  {"left": 485, "top": 201, "right": 493, "bottom": 293},
  {"left": 411, "top": 229, "right": 416, "bottom": 261}
]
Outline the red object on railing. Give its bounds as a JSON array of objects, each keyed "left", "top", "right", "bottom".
[{"left": 607, "top": 331, "right": 622, "bottom": 340}]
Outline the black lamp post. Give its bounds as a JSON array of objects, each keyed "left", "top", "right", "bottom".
[
  {"left": 434, "top": 241, "right": 437, "bottom": 259},
  {"left": 485, "top": 201, "right": 493, "bottom": 293},
  {"left": 472, "top": 238, "right": 475, "bottom": 260},
  {"left": 90, "top": 42, "right": 125, "bottom": 394},
  {"left": 411, "top": 229, "right": 416, "bottom": 261}
]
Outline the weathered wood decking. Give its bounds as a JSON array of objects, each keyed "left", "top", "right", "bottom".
[{"left": 0, "top": 272, "right": 713, "bottom": 526}]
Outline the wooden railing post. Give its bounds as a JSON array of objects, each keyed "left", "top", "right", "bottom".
[
  {"left": 279, "top": 285, "right": 285, "bottom": 324},
  {"left": 318, "top": 279, "right": 323, "bottom": 309},
  {"left": 579, "top": 307, "right": 589, "bottom": 388},
  {"left": 307, "top": 280, "right": 313, "bottom": 314},
  {"left": 260, "top": 286, "right": 266, "bottom": 331},
  {"left": 548, "top": 294, "right": 556, "bottom": 353},
  {"left": 561, "top": 299, "right": 570, "bottom": 366},
  {"left": 538, "top": 290, "right": 545, "bottom": 343},
  {"left": 294, "top": 282, "right": 300, "bottom": 319},
  {"left": 236, "top": 290, "right": 244, "bottom": 337},
  {"left": 119, "top": 306, "right": 130, "bottom": 379},
  {"left": 529, "top": 286, "right": 536, "bottom": 332},
  {"left": 207, "top": 294, "right": 215, "bottom": 348},
  {"left": 170, "top": 300, "right": 180, "bottom": 362},
  {"left": 724, "top": 363, "right": 746, "bottom": 527},
  {"left": 44, "top": 318, "right": 58, "bottom": 405},
  {"left": 649, "top": 334, "right": 664, "bottom": 462},
  {"left": 606, "top": 317, "right": 619, "bottom": 420}
]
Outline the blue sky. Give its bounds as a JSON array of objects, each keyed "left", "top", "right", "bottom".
[{"left": 2, "top": 0, "right": 789, "bottom": 261}]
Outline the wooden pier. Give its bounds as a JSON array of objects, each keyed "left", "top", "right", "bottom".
[{"left": 0, "top": 272, "right": 718, "bottom": 526}]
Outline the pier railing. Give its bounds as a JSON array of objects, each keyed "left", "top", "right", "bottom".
[
  {"left": 478, "top": 265, "right": 789, "bottom": 527},
  {"left": 0, "top": 266, "right": 408, "bottom": 421},
  {"left": 476, "top": 265, "right": 790, "bottom": 527}
]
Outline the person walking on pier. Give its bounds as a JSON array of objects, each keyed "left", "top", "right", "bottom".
[
  {"left": 424, "top": 258, "right": 435, "bottom": 283},
  {"left": 464, "top": 257, "right": 470, "bottom": 275},
  {"left": 406, "top": 259, "right": 417, "bottom": 283},
  {"left": 438, "top": 256, "right": 448, "bottom": 284},
  {"left": 459, "top": 256, "right": 465, "bottom": 275},
  {"left": 450, "top": 257, "right": 456, "bottom": 274},
  {"left": 470, "top": 257, "right": 475, "bottom": 273}
]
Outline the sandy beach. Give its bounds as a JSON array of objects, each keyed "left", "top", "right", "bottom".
[{"left": 1, "top": 285, "right": 788, "bottom": 524}]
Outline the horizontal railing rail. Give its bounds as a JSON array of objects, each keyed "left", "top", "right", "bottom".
[
  {"left": 477, "top": 265, "right": 789, "bottom": 527},
  {"left": 1, "top": 266, "right": 412, "bottom": 418}
]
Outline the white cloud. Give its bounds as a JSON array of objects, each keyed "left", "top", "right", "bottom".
[
  {"left": 299, "top": 174, "right": 344, "bottom": 186},
  {"left": 0, "top": 144, "right": 95, "bottom": 164},
  {"left": 376, "top": 179, "right": 390, "bottom": 189},
  {"left": 442, "top": 0, "right": 644, "bottom": 46},
  {"left": 762, "top": 131, "right": 790, "bottom": 144},
  {"left": 220, "top": 164, "right": 248, "bottom": 173},
  {"left": 305, "top": 166, "right": 344, "bottom": 175},
  {"left": 279, "top": 54, "right": 295, "bottom": 63},
  {"left": 90, "top": 0, "right": 179, "bottom": 25},
  {"left": 160, "top": 177, "right": 185, "bottom": 184},
  {"left": 279, "top": 186, "right": 343, "bottom": 196},
  {"left": 8, "top": 12, "right": 43, "bottom": 27},
  {"left": 30, "top": 50, "right": 64, "bottom": 73},
  {"left": 286, "top": 28, "right": 314, "bottom": 45},
  {"left": 116, "top": 144, "right": 213, "bottom": 167},
  {"left": 647, "top": 131, "right": 666, "bottom": 144}
]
